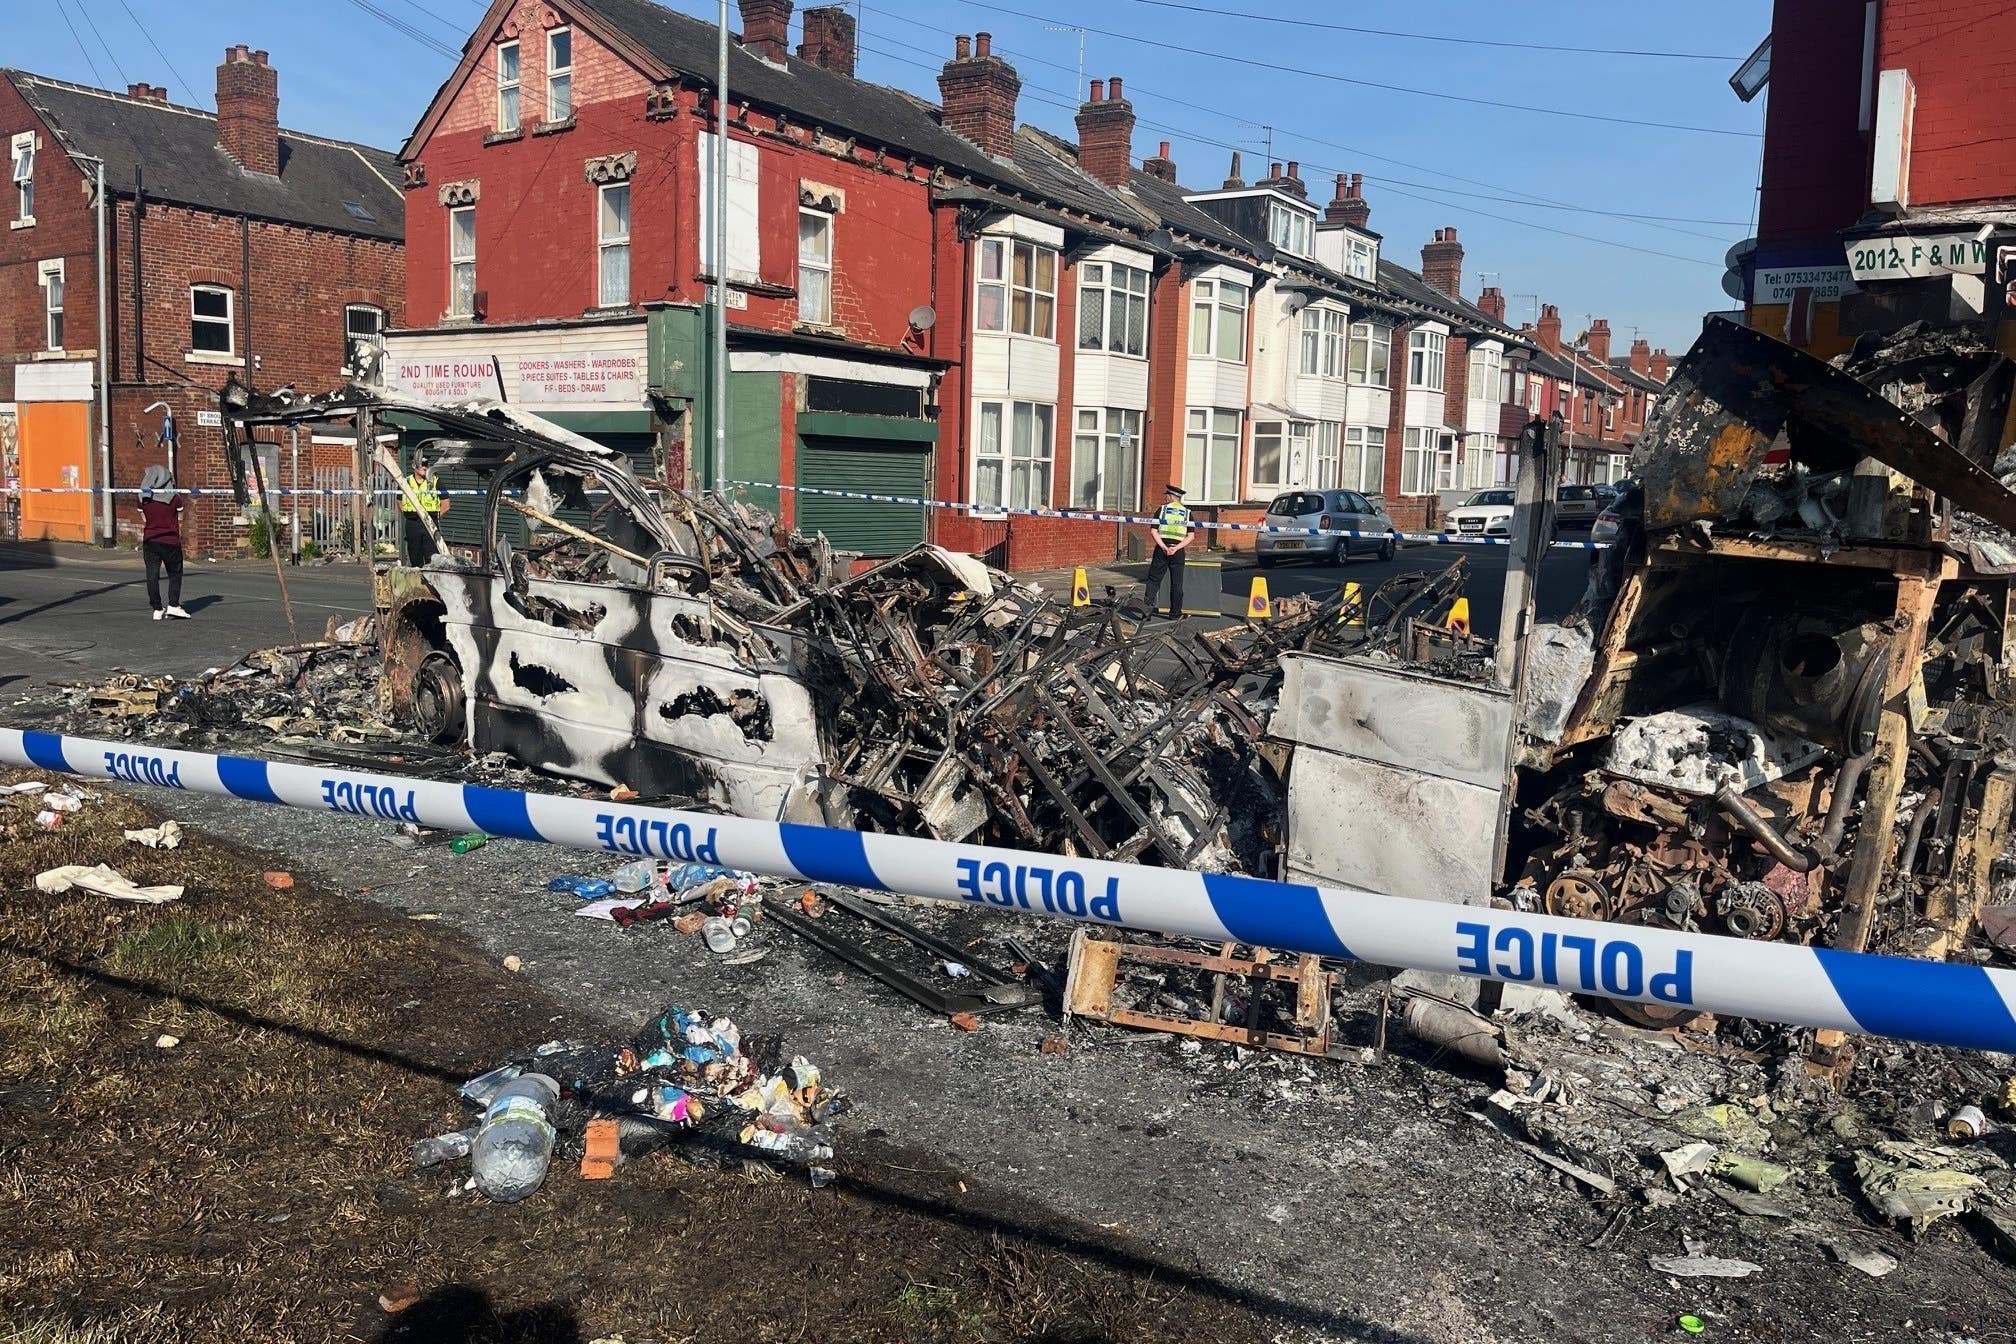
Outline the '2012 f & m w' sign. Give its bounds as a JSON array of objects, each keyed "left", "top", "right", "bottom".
[{"left": 1847, "top": 231, "right": 1989, "bottom": 282}]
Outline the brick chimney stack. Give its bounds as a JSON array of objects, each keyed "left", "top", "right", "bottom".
[
  {"left": 1628, "top": 337, "right": 1651, "bottom": 374},
  {"left": 126, "top": 82, "right": 169, "bottom": 102},
  {"left": 1143, "top": 139, "right": 1176, "bottom": 183},
  {"left": 1325, "top": 171, "right": 1371, "bottom": 228},
  {"left": 1256, "top": 159, "right": 1306, "bottom": 199},
  {"left": 738, "top": 0, "right": 792, "bottom": 62},
  {"left": 1222, "top": 150, "right": 1245, "bottom": 189},
  {"left": 938, "top": 32, "right": 1020, "bottom": 158},
  {"left": 1478, "top": 286, "right": 1506, "bottom": 323},
  {"left": 1537, "top": 304, "right": 1562, "bottom": 354},
  {"left": 1584, "top": 318, "right": 1612, "bottom": 364},
  {"left": 798, "top": 5, "right": 856, "bottom": 75},
  {"left": 1650, "top": 347, "right": 1670, "bottom": 381},
  {"left": 216, "top": 45, "right": 279, "bottom": 177},
  {"left": 1421, "top": 227, "right": 1464, "bottom": 298},
  {"left": 1075, "top": 75, "right": 1135, "bottom": 188}
]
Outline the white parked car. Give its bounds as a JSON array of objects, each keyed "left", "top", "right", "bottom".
[{"left": 1446, "top": 488, "right": 1516, "bottom": 539}]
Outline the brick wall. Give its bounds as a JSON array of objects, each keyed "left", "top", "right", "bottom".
[
  {"left": 0, "top": 78, "right": 97, "bottom": 404},
  {"left": 1758, "top": 0, "right": 1870, "bottom": 249},
  {"left": 1878, "top": 0, "right": 2016, "bottom": 207}
]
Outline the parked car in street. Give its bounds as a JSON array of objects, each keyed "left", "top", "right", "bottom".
[
  {"left": 1554, "top": 483, "right": 1603, "bottom": 528},
  {"left": 1445, "top": 488, "right": 1517, "bottom": 539},
  {"left": 1255, "top": 488, "right": 1397, "bottom": 568}
]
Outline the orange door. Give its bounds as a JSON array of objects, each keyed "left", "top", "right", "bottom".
[{"left": 18, "top": 401, "right": 91, "bottom": 541}]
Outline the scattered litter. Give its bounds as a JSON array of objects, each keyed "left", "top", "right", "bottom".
[
  {"left": 0, "top": 781, "right": 48, "bottom": 795},
  {"left": 502, "top": 955, "right": 523, "bottom": 973},
  {"left": 574, "top": 897, "right": 650, "bottom": 922},
  {"left": 378, "top": 1281, "right": 423, "bottom": 1315},
  {"left": 1660, "top": 1142, "right": 1718, "bottom": 1181},
  {"left": 1854, "top": 1141, "right": 1999, "bottom": 1236},
  {"left": 1713, "top": 1152, "right": 1790, "bottom": 1193},
  {"left": 448, "top": 832, "right": 489, "bottom": 854},
  {"left": 154, "top": 1034, "right": 180, "bottom": 1049},
  {"left": 1827, "top": 1242, "right": 1899, "bottom": 1278},
  {"left": 609, "top": 785, "right": 639, "bottom": 803},
  {"left": 1039, "top": 1036, "right": 1068, "bottom": 1056},
  {"left": 412, "top": 1129, "right": 475, "bottom": 1168},
  {"left": 1648, "top": 1255, "right": 1763, "bottom": 1279},
  {"left": 949, "top": 1012, "right": 981, "bottom": 1032},
  {"left": 549, "top": 875, "right": 617, "bottom": 900},
  {"left": 1947, "top": 1104, "right": 1988, "bottom": 1140},
  {"left": 34, "top": 864, "right": 184, "bottom": 904},
  {"left": 1677, "top": 1315, "right": 1705, "bottom": 1335},
  {"left": 263, "top": 871, "right": 294, "bottom": 890}
]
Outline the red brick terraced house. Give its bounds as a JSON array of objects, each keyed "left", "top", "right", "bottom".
[{"left": 0, "top": 50, "right": 404, "bottom": 553}]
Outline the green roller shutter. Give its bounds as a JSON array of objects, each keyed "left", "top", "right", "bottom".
[
  {"left": 796, "top": 434, "right": 928, "bottom": 555},
  {"left": 430, "top": 432, "right": 658, "bottom": 549}
]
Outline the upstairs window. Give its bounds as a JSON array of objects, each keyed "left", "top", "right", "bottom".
[
  {"left": 797, "top": 207, "right": 832, "bottom": 325},
  {"left": 1347, "top": 321, "right": 1390, "bottom": 385},
  {"left": 1467, "top": 344, "right": 1503, "bottom": 402},
  {"left": 1300, "top": 307, "right": 1348, "bottom": 377},
  {"left": 496, "top": 41, "right": 521, "bottom": 132},
  {"left": 1343, "top": 235, "right": 1374, "bottom": 280},
  {"left": 1407, "top": 328, "right": 1446, "bottom": 390},
  {"left": 11, "top": 132, "right": 33, "bottom": 222},
  {"left": 38, "top": 259, "right": 62, "bottom": 349},
  {"left": 449, "top": 205, "right": 477, "bottom": 316},
  {"left": 1077, "top": 260, "right": 1149, "bottom": 357},
  {"left": 975, "top": 237, "right": 1056, "bottom": 339},
  {"left": 1189, "top": 278, "right": 1248, "bottom": 361},
  {"left": 344, "top": 304, "right": 385, "bottom": 340},
  {"left": 599, "top": 183, "right": 631, "bottom": 306},
  {"left": 546, "top": 27, "right": 573, "bottom": 121},
  {"left": 1267, "top": 202, "right": 1313, "bottom": 258},
  {"left": 190, "top": 284, "right": 233, "bottom": 355}
]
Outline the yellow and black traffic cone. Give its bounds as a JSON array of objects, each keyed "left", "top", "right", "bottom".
[
  {"left": 1071, "top": 566, "right": 1090, "bottom": 607},
  {"left": 1246, "top": 575, "right": 1272, "bottom": 621},
  {"left": 1446, "top": 596, "right": 1471, "bottom": 636},
  {"left": 1339, "top": 581, "right": 1363, "bottom": 625}
]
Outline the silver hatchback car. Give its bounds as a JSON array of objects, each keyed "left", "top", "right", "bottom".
[{"left": 1255, "top": 488, "right": 1397, "bottom": 568}]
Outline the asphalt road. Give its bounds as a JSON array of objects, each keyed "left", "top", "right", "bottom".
[
  {"left": 1221, "top": 541, "right": 1596, "bottom": 633},
  {"left": 0, "top": 541, "right": 374, "bottom": 691}
]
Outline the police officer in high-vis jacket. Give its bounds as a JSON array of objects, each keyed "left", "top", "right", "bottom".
[
  {"left": 1145, "top": 484, "right": 1192, "bottom": 617},
  {"left": 399, "top": 454, "right": 450, "bottom": 566}
]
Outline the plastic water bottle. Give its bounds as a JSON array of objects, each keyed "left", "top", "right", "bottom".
[
  {"left": 611, "top": 859, "right": 658, "bottom": 894},
  {"left": 470, "top": 1073, "right": 558, "bottom": 1202},
  {"left": 449, "top": 832, "right": 489, "bottom": 854},
  {"left": 412, "top": 1128, "right": 476, "bottom": 1168}
]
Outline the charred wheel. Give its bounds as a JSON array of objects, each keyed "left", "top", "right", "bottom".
[
  {"left": 411, "top": 652, "right": 467, "bottom": 745},
  {"left": 1544, "top": 870, "right": 1613, "bottom": 921}
]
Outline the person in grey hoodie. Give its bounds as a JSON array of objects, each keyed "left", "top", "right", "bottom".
[{"left": 138, "top": 465, "right": 190, "bottom": 619}]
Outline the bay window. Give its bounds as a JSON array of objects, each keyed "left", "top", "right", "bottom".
[
  {"left": 1182, "top": 408, "right": 1242, "bottom": 502},
  {"left": 1407, "top": 328, "right": 1446, "bottom": 390},
  {"left": 1342, "top": 426, "right": 1386, "bottom": 494},
  {"left": 1300, "top": 307, "right": 1347, "bottom": 377},
  {"left": 1077, "top": 260, "right": 1149, "bottom": 357},
  {"left": 1189, "top": 278, "right": 1248, "bottom": 360},
  {"left": 1071, "top": 407, "right": 1143, "bottom": 511},
  {"left": 1400, "top": 426, "right": 1436, "bottom": 495},
  {"left": 1467, "top": 344, "right": 1503, "bottom": 404},
  {"left": 975, "top": 237, "right": 1056, "bottom": 338},
  {"left": 1347, "top": 321, "right": 1390, "bottom": 385},
  {"left": 975, "top": 400, "right": 1054, "bottom": 511}
]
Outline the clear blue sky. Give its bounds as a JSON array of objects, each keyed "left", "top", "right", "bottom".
[{"left": 22, "top": 0, "right": 1767, "bottom": 350}]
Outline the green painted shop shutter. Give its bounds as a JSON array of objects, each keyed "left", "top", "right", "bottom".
[
  {"left": 795, "top": 435, "right": 928, "bottom": 555},
  {"left": 430, "top": 432, "right": 658, "bottom": 550}
]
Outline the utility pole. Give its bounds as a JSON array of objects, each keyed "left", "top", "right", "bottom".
[
  {"left": 712, "top": 0, "right": 729, "bottom": 499},
  {"left": 1495, "top": 412, "right": 1559, "bottom": 691},
  {"left": 1045, "top": 24, "right": 1085, "bottom": 101}
]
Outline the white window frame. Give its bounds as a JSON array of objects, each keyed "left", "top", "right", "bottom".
[
  {"left": 1182, "top": 407, "right": 1243, "bottom": 503},
  {"left": 1343, "top": 236, "right": 1374, "bottom": 280},
  {"left": 1467, "top": 344, "right": 1503, "bottom": 405},
  {"left": 1252, "top": 420, "right": 1287, "bottom": 493},
  {"left": 1461, "top": 434, "right": 1495, "bottom": 489},
  {"left": 38, "top": 258, "right": 62, "bottom": 350},
  {"left": 1077, "top": 260, "right": 1149, "bottom": 358},
  {"left": 1436, "top": 433, "right": 1459, "bottom": 491},
  {"left": 796, "top": 206, "right": 832, "bottom": 325},
  {"left": 190, "top": 283, "right": 234, "bottom": 356},
  {"left": 1604, "top": 398, "right": 1616, "bottom": 432},
  {"left": 1267, "top": 202, "right": 1313, "bottom": 258},
  {"left": 598, "top": 182, "right": 632, "bottom": 307},
  {"left": 546, "top": 27, "right": 573, "bottom": 122},
  {"left": 449, "top": 205, "right": 477, "bottom": 317},
  {"left": 1407, "top": 328, "right": 1446, "bottom": 391},
  {"left": 974, "top": 400, "right": 1056, "bottom": 512},
  {"left": 1189, "top": 277, "right": 1248, "bottom": 362},
  {"left": 1071, "top": 406, "right": 1143, "bottom": 511},
  {"left": 975, "top": 236, "right": 1056, "bottom": 339},
  {"left": 496, "top": 41, "right": 521, "bottom": 132},
  {"left": 697, "top": 132, "right": 760, "bottom": 283},
  {"left": 1400, "top": 426, "right": 1437, "bottom": 496},
  {"left": 343, "top": 303, "right": 386, "bottom": 340},
  {"left": 1342, "top": 425, "right": 1386, "bottom": 494},
  {"left": 1313, "top": 421, "right": 1342, "bottom": 489},
  {"left": 1348, "top": 321, "right": 1390, "bottom": 385},
  {"left": 11, "top": 132, "right": 34, "bottom": 224}
]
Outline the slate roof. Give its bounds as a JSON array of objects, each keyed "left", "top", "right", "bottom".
[
  {"left": 1525, "top": 347, "right": 1587, "bottom": 383},
  {"left": 1607, "top": 360, "right": 1665, "bottom": 393},
  {"left": 1375, "top": 258, "right": 1519, "bottom": 340},
  {"left": 3, "top": 71, "right": 403, "bottom": 241}
]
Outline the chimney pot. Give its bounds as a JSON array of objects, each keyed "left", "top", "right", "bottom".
[
  {"left": 1109, "top": 76, "right": 1123, "bottom": 100},
  {"left": 1421, "top": 227, "right": 1466, "bottom": 298},
  {"left": 975, "top": 31, "right": 992, "bottom": 56},
  {"left": 1144, "top": 140, "right": 1177, "bottom": 182},
  {"left": 1088, "top": 78, "right": 1104, "bottom": 102},
  {"left": 1075, "top": 70, "right": 1135, "bottom": 186},
  {"left": 1269, "top": 161, "right": 1282, "bottom": 179},
  {"left": 1285, "top": 160, "right": 1299, "bottom": 180},
  {"left": 940, "top": 29, "right": 1020, "bottom": 157},
  {"left": 1159, "top": 140, "right": 1170, "bottom": 157},
  {"left": 955, "top": 34, "right": 971, "bottom": 59}
]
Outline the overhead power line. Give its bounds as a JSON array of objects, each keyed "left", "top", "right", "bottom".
[
  {"left": 943, "top": 0, "right": 1761, "bottom": 138},
  {"left": 75, "top": 1, "right": 131, "bottom": 88},
  {"left": 114, "top": 0, "right": 206, "bottom": 107},
  {"left": 53, "top": 0, "right": 108, "bottom": 88},
  {"left": 1112, "top": 0, "right": 1743, "bottom": 61}
]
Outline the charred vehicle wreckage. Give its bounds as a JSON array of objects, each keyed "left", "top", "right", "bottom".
[{"left": 201, "top": 314, "right": 2016, "bottom": 1026}]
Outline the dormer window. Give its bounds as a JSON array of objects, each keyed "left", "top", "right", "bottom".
[
  {"left": 1343, "top": 235, "right": 1375, "bottom": 280},
  {"left": 1268, "top": 201, "right": 1313, "bottom": 258}
]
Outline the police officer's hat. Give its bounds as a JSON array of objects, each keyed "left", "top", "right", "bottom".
[{"left": 1163, "top": 484, "right": 1186, "bottom": 497}]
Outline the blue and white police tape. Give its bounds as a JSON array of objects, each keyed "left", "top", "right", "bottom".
[
  {"left": 731, "top": 480, "right": 1611, "bottom": 551},
  {"left": 5, "top": 726, "right": 2011, "bottom": 1053}
]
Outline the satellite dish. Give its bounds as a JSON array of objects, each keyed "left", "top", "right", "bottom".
[
  {"left": 1721, "top": 268, "right": 1748, "bottom": 302},
  {"left": 1725, "top": 237, "right": 1757, "bottom": 270},
  {"left": 908, "top": 305, "right": 937, "bottom": 331}
]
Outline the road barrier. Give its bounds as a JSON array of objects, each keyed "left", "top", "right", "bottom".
[{"left": 5, "top": 728, "right": 2012, "bottom": 1054}]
